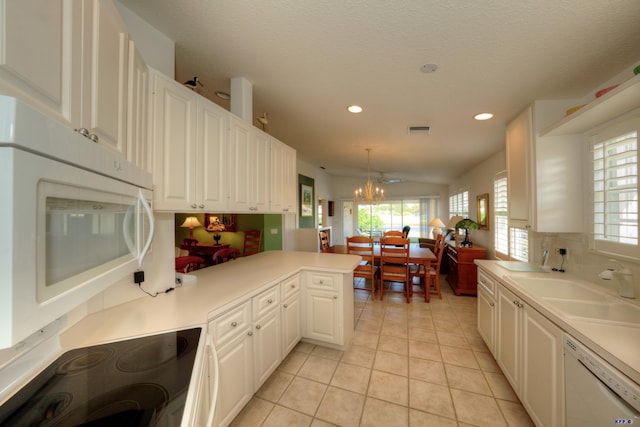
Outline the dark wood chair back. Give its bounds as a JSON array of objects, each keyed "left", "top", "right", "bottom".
[{"left": 243, "top": 230, "right": 262, "bottom": 256}]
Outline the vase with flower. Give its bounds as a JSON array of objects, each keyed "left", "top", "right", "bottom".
[{"left": 207, "top": 216, "right": 226, "bottom": 245}]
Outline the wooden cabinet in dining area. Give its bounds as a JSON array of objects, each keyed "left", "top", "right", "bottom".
[{"left": 446, "top": 244, "right": 486, "bottom": 296}]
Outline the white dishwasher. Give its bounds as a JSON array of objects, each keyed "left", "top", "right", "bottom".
[{"left": 564, "top": 334, "right": 640, "bottom": 426}]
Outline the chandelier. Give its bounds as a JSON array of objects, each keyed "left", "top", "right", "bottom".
[{"left": 354, "top": 148, "right": 384, "bottom": 204}]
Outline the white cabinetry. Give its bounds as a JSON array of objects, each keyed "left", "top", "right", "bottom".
[
  {"left": 494, "top": 277, "right": 564, "bottom": 427},
  {"left": 152, "top": 70, "right": 228, "bottom": 211},
  {"left": 252, "top": 286, "right": 282, "bottom": 388},
  {"left": 304, "top": 272, "right": 343, "bottom": 346},
  {"left": 271, "top": 138, "right": 297, "bottom": 213},
  {"left": 0, "top": 0, "right": 131, "bottom": 155},
  {"left": 505, "top": 101, "right": 584, "bottom": 232},
  {"left": 126, "top": 40, "right": 149, "bottom": 172},
  {"left": 477, "top": 270, "right": 496, "bottom": 355},
  {"left": 229, "top": 116, "right": 270, "bottom": 212},
  {"left": 281, "top": 274, "right": 302, "bottom": 354}
]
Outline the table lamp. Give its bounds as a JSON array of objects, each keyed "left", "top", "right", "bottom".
[
  {"left": 428, "top": 218, "right": 446, "bottom": 239},
  {"left": 180, "top": 216, "right": 202, "bottom": 240}
]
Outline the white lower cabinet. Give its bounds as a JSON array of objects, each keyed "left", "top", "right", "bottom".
[
  {"left": 486, "top": 269, "right": 564, "bottom": 427},
  {"left": 476, "top": 270, "right": 496, "bottom": 355},
  {"left": 303, "top": 272, "right": 342, "bottom": 346},
  {"left": 252, "top": 286, "right": 282, "bottom": 389},
  {"left": 281, "top": 274, "right": 302, "bottom": 355}
]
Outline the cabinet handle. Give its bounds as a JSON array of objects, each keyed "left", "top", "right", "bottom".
[
  {"left": 333, "top": 295, "right": 338, "bottom": 300},
  {"left": 283, "top": 304, "right": 288, "bottom": 308},
  {"left": 231, "top": 321, "right": 238, "bottom": 327},
  {"left": 199, "top": 204, "right": 205, "bottom": 209},
  {"left": 191, "top": 204, "right": 197, "bottom": 208},
  {"left": 291, "top": 284, "right": 296, "bottom": 288},
  {"left": 89, "top": 134, "right": 99, "bottom": 143},
  {"left": 256, "top": 324, "right": 261, "bottom": 330},
  {"left": 248, "top": 331, "right": 253, "bottom": 336},
  {"left": 75, "top": 127, "right": 89, "bottom": 137},
  {"left": 489, "top": 302, "right": 495, "bottom": 307},
  {"left": 267, "top": 299, "right": 273, "bottom": 304}
]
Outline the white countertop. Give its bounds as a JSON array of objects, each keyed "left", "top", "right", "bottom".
[
  {"left": 61, "top": 251, "right": 361, "bottom": 349},
  {"left": 476, "top": 260, "right": 640, "bottom": 385}
]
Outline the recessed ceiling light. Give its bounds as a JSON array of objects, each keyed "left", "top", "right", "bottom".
[
  {"left": 420, "top": 63, "right": 438, "bottom": 74},
  {"left": 474, "top": 112, "right": 494, "bottom": 121},
  {"left": 347, "top": 105, "right": 363, "bottom": 113},
  {"left": 215, "top": 91, "right": 230, "bottom": 100}
]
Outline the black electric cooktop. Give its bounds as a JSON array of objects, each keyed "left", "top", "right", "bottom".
[{"left": 0, "top": 327, "right": 202, "bottom": 426}]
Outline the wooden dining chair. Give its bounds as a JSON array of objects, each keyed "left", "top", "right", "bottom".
[
  {"left": 383, "top": 230, "right": 404, "bottom": 238},
  {"left": 346, "top": 236, "right": 378, "bottom": 298},
  {"left": 379, "top": 236, "right": 411, "bottom": 303},
  {"left": 212, "top": 247, "right": 241, "bottom": 264},
  {"left": 410, "top": 233, "right": 445, "bottom": 302},
  {"left": 319, "top": 230, "right": 330, "bottom": 252},
  {"left": 243, "top": 230, "right": 262, "bottom": 256}
]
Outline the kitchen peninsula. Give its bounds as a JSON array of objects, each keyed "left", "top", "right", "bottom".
[{"left": 61, "top": 251, "right": 360, "bottom": 426}]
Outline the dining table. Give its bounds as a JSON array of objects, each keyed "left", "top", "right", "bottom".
[{"left": 327, "top": 243, "right": 437, "bottom": 296}]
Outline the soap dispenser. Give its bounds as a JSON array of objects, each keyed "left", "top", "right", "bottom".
[{"left": 610, "top": 260, "right": 635, "bottom": 299}]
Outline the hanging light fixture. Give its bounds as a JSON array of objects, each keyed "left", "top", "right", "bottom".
[{"left": 354, "top": 148, "right": 384, "bottom": 204}]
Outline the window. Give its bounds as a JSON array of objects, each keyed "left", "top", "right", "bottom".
[
  {"left": 591, "top": 118, "right": 639, "bottom": 258},
  {"left": 449, "top": 189, "right": 469, "bottom": 218},
  {"left": 494, "top": 170, "right": 529, "bottom": 261},
  {"left": 494, "top": 172, "right": 509, "bottom": 256},
  {"left": 357, "top": 197, "right": 438, "bottom": 238}
]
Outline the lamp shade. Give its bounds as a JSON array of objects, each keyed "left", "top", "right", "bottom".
[
  {"left": 180, "top": 217, "right": 202, "bottom": 228},
  {"left": 446, "top": 215, "right": 464, "bottom": 229},
  {"left": 455, "top": 218, "right": 480, "bottom": 230},
  {"left": 428, "top": 218, "right": 446, "bottom": 228}
]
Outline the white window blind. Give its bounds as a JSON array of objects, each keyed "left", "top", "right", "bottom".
[
  {"left": 449, "top": 189, "right": 469, "bottom": 218},
  {"left": 494, "top": 172, "right": 509, "bottom": 256},
  {"left": 592, "top": 121, "right": 638, "bottom": 258}
]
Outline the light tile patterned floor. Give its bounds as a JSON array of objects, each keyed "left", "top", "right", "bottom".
[{"left": 230, "top": 278, "right": 535, "bottom": 427}]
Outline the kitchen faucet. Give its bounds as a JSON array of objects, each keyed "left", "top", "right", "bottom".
[{"left": 599, "top": 260, "right": 635, "bottom": 299}]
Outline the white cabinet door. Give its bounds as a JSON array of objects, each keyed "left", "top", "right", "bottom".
[
  {"left": 521, "top": 304, "right": 564, "bottom": 427},
  {"left": 305, "top": 289, "right": 340, "bottom": 344},
  {"left": 214, "top": 331, "right": 254, "bottom": 427},
  {"left": 496, "top": 285, "right": 521, "bottom": 389},
  {"left": 282, "top": 292, "right": 301, "bottom": 355},
  {"left": 126, "top": 41, "right": 150, "bottom": 172},
  {"left": 229, "top": 117, "right": 271, "bottom": 212},
  {"left": 506, "top": 106, "right": 534, "bottom": 230},
  {"left": 253, "top": 308, "right": 282, "bottom": 388},
  {"left": 152, "top": 72, "right": 197, "bottom": 210},
  {"left": 477, "top": 282, "right": 496, "bottom": 355},
  {"left": 80, "top": 0, "right": 129, "bottom": 154},
  {"left": 196, "top": 98, "right": 229, "bottom": 211},
  {"left": 271, "top": 138, "right": 297, "bottom": 213}
]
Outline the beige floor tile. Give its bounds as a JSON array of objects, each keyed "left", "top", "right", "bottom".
[
  {"left": 496, "top": 399, "right": 535, "bottom": 427},
  {"left": 368, "top": 370, "right": 409, "bottom": 406},
  {"left": 310, "top": 419, "right": 337, "bottom": 427},
  {"left": 408, "top": 326, "right": 438, "bottom": 343},
  {"left": 485, "top": 372, "right": 518, "bottom": 401},
  {"left": 433, "top": 318, "right": 462, "bottom": 334},
  {"left": 409, "top": 378, "right": 456, "bottom": 419},
  {"left": 408, "top": 409, "right": 458, "bottom": 427},
  {"left": 262, "top": 404, "right": 313, "bottom": 427},
  {"left": 466, "top": 333, "right": 491, "bottom": 352},
  {"left": 381, "top": 323, "right": 409, "bottom": 339},
  {"left": 294, "top": 341, "right": 316, "bottom": 354},
  {"left": 279, "top": 350, "right": 310, "bottom": 374},
  {"left": 439, "top": 345, "right": 479, "bottom": 369},
  {"left": 409, "top": 357, "right": 448, "bottom": 386},
  {"left": 315, "top": 386, "right": 365, "bottom": 427},
  {"left": 330, "top": 362, "right": 371, "bottom": 394},
  {"left": 436, "top": 330, "right": 470, "bottom": 348},
  {"left": 298, "top": 355, "right": 339, "bottom": 384},
  {"left": 311, "top": 345, "right": 344, "bottom": 361},
  {"left": 278, "top": 377, "right": 327, "bottom": 416},
  {"left": 341, "top": 344, "right": 376, "bottom": 369},
  {"left": 374, "top": 350, "right": 409, "bottom": 377},
  {"left": 378, "top": 334, "right": 409, "bottom": 355},
  {"left": 444, "top": 364, "right": 492, "bottom": 396},
  {"left": 474, "top": 350, "right": 502, "bottom": 373},
  {"left": 361, "top": 397, "right": 409, "bottom": 427},
  {"left": 353, "top": 331, "right": 380, "bottom": 349},
  {"left": 357, "top": 318, "right": 384, "bottom": 333},
  {"left": 409, "top": 340, "right": 442, "bottom": 362},
  {"left": 229, "top": 397, "right": 274, "bottom": 427},
  {"left": 256, "top": 370, "right": 295, "bottom": 402},
  {"left": 450, "top": 388, "right": 508, "bottom": 426}
]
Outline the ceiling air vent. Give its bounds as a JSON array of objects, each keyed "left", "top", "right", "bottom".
[{"left": 408, "top": 125, "right": 431, "bottom": 135}]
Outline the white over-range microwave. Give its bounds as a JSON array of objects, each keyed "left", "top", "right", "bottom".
[{"left": 0, "top": 96, "right": 154, "bottom": 349}]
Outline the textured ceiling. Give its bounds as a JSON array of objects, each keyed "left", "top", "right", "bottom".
[{"left": 120, "top": 0, "right": 640, "bottom": 184}]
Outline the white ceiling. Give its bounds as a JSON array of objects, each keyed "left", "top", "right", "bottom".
[{"left": 120, "top": 0, "right": 640, "bottom": 184}]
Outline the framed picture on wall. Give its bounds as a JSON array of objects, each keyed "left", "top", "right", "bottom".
[
  {"left": 477, "top": 193, "right": 489, "bottom": 229},
  {"left": 301, "top": 184, "right": 313, "bottom": 217}
]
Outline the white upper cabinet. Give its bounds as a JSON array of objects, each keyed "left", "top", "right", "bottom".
[
  {"left": 229, "top": 117, "right": 270, "bottom": 212},
  {"left": 151, "top": 70, "right": 228, "bottom": 212},
  {"left": 505, "top": 101, "right": 584, "bottom": 232},
  {"left": 126, "top": 40, "right": 150, "bottom": 172},
  {"left": 0, "top": 0, "right": 132, "bottom": 156},
  {"left": 271, "top": 138, "right": 297, "bottom": 213}
]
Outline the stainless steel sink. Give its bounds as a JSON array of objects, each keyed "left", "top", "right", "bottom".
[
  {"left": 541, "top": 298, "right": 640, "bottom": 326},
  {"left": 506, "top": 276, "right": 607, "bottom": 301}
]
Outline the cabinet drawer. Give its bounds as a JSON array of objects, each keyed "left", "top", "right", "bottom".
[
  {"left": 209, "top": 301, "right": 251, "bottom": 347},
  {"left": 477, "top": 270, "right": 495, "bottom": 296},
  {"left": 281, "top": 274, "right": 300, "bottom": 300},
  {"left": 307, "top": 272, "right": 338, "bottom": 291},
  {"left": 253, "top": 285, "right": 280, "bottom": 319}
]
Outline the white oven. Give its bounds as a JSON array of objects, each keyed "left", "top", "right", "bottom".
[{"left": 0, "top": 95, "right": 154, "bottom": 349}]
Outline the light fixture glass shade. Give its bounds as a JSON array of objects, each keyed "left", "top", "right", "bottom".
[
  {"left": 354, "top": 149, "right": 384, "bottom": 204},
  {"left": 180, "top": 217, "right": 202, "bottom": 228},
  {"left": 446, "top": 215, "right": 464, "bottom": 229}
]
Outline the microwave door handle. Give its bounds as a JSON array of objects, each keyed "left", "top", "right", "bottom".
[
  {"left": 123, "top": 204, "right": 136, "bottom": 257},
  {"left": 137, "top": 189, "right": 154, "bottom": 269}
]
